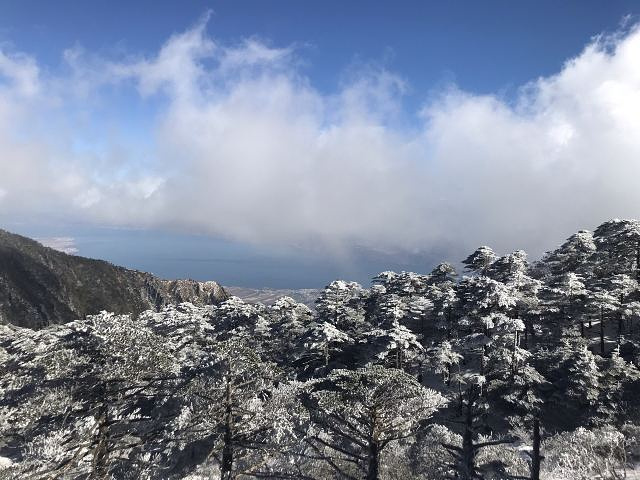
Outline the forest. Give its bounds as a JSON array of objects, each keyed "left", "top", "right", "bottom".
[{"left": 2, "top": 218, "right": 640, "bottom": 479}]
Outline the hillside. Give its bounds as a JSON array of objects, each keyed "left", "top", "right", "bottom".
[{"left": 0, "top": 229, "right": 227, "bottom": 328}]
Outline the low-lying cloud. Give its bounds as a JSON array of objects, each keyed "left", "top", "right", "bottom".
[
  {"left": 2, "top": 17, "right": 640, "bottom": 261},
  {"left": 36, "top": 237, "right": 79, "bottom": 255}
]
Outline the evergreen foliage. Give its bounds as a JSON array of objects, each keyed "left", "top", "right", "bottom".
[{"left": 3, "top": 219, "right": 640, "bottom": 478}]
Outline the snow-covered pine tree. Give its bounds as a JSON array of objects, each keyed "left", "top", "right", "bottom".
[
  {"left": 536, "top": 230, "right": 596, "bottom": 278},
  {"left": 566, "top": 343, "right": 601, "bottom": 421},
  {"left": 315, "top": 280, "right": 365, "bottom": 334},
  {"left": 407, "top": 295, "right": 434, "bottom": 345},
  {"left": 596, "top": 346, "right": 640, "bottom": 424},
  {"left": 304, "top": 365, "right": 446, "bottom": 480},
  {"left": 443, "top": 373, "right": 516, "bottom": 480},
  {"left": 546, "top": 272, "right": 589, "bottom": 338},
  {"left": 365, "top": 294, "right": 424, "bottom": 371},
  {"left": 301, "top": 320, "right": 353, "bottom": 369},
  {"left": 268, "top": 296, "right": 314, "bottom": 365},
  {"left": 430, "top": 340, "right": 463, "bottom": 386},
  {"left": 174, "top": 338, "right": 280, "bottom": 480},
  {"left": 427, "top": 280, "right": 459, "bottom": 339},
  {"left": 607, "top": 274, "right": 638, "bottom": 340},
  {"left": 429, "top": 261, "right": 458, "bottom": 285},
  {"left": 462, "top": 246, "right": 499, "bottom": 276},
  {"left": 593, "top": 219, "right": 640, "bottom": 279}
]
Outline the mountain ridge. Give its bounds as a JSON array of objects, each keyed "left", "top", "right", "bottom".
[{"left": 0, "top": 229, "right": 228, "bottom": 328}]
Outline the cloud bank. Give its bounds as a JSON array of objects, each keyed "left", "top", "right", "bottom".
[{"left": 2, "top": 18, "right": 640, "bottom": 260}]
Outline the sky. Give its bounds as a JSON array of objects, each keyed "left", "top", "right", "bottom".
[{"left": 1, "top": 1, "right": 640, "bottom": 288}]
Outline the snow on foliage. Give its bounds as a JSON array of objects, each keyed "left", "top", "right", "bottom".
[{"left": 2, "top": 219, "right": 640, "bottom": 479}]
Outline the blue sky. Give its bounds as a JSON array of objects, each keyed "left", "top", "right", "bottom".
[
  {"left": 2, "top": 1, "right": 638, "bottom": 94},
  {"left": 1, "top": 2, "right": 640, "bottom": 288}
]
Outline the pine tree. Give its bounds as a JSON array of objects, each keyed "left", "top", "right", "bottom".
[
  {"left": 463, "top": 246, "right": 498, "bottom": 275},
  {"left": 177, "top": 338, "right": 279, "bottom": 480},
  {"left": 305, "top": 366, "right": 446, "bottom": 480},
  {"left": 593, "top": 219, "right": 640, "bottom": 278},
  {"left": 566, "top": 344, "right": 600, "bottom": 410},
  {"left": 316, "top": 280, "right": 365, "bottom": 333},
  {"left": 547, "top": 272, "right": 588, "bottom": 337},
  {"left": 430, "top": 340, "right": 463, "bottom": 385},
  {"left": 608, "top": 274, "right": 638, "bottom": 340},
  {"left": 428, "top": 281, "right": 459, "bottom": 339},
  {"left": 443, "top": 374, "right": 515, "bottom": 480},
  {"left": 268, "top": 296, "right": 313, "bottom": 364},
  {"left": 407, "top": 295, "right": 435, "bottom": 345},
  {"left": 302, "top": 321, "right": 353, "bottom": 368},
  {"left": 364, "top": 294, "right": 424, "bottom": 370},
  {"left": 597, "top": 346, "right": 639, "bottom": 424},
  {"left": 373, "top": 270, "right": 430, "bottom": 298},
  {"left": 429, "top": 262, "right": 458, "bottom": 284},
  {"left": 537, "top": 230, "right": 596, "bottom": 277}
]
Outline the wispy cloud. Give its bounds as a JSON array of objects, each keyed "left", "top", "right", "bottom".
[
  {"left": 1, "top": 18, "right": 640, "bottom": 261},
  {"left": 0, "top": 48, "right": 39, "bottom": 96}
]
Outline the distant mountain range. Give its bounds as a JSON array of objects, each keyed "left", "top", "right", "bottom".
[
  {"left": 0, "top": 229, "right": 228, "bottom": 328},
  {"left": 225, "top": 286, "right": 320, "bottom": 308}
]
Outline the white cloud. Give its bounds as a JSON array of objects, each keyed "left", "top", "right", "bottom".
[
  {"left": 218, "top": 38, "right": 294, "bottom": 73},
  {"left": 2, "top": 20, "right": 640, "bottom": 262},
  {"left": 36, "top": 237, "right": 78, "bottom": 255},
  {"left": 111, "top": 15, "right": 216, "bottom": 100},
  {"left": 0, "top": 49, "right": 40, "bottom": 97}
]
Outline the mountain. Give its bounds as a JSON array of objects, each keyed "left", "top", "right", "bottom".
[
  {"left": 0, "top": 229, "right": 227, "bottom": 328},
  {"left": 225, "top": 286, "right": 320, "bottom": 308}
]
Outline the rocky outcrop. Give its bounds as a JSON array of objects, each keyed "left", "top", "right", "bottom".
[{"left": 0, "top": 229, "right": 227, "bottom": 329}]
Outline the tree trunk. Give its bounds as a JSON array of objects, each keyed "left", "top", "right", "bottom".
[
  {"left": 600, "top": 306, "right": 605, "bottom": 355},
  {"left": 530, "top": 416, "right": 541, "bottom": 480},
  {"left": 367, "top": 441, "right": 380, "bottom": 480},
  {"left": 618, "top": 296, "right": 624, "bottom": 341},
  {"left": 221, "top": 378, "right": 234, "bottom": 480},
  {"left": 580, "top": 321, "right": 585, "bottom": 338},
  {"left": 460, "top": 387, "right": 477, "bottom": 480},
  {"left": 511, "top": 331, "right": 518, "bottom": 379},
  {"left": 366, "top": 408, "right": 380, "bottom": 480},
  {"left": 91, "top": 402, "right": 110, "bottom": 479},
  {"left": 636, "top": 240, "right": 640, "bottom": 280},
  {"left": 618, "top": 315, "right": 623, "bottom": 344}
]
